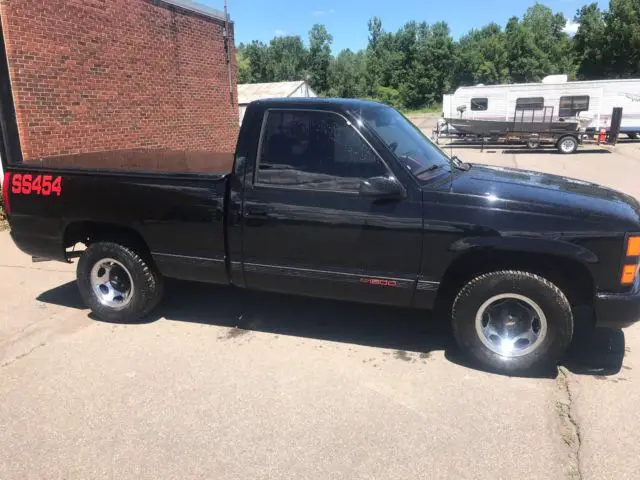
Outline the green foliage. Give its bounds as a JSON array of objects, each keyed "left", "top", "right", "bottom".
[
  {"left": 602, "top": 0, "right": 640, "bottom": 78},
  {"left": 237, "top": 1, "right": 640, "bottom": 109},
  {"left": 308, "top": 24, "right": 333, "bottom": 93},
  {"left": 573, "top": 4, "right": 607, "bottom": 79},
  {"left": 374, "top": 85, "right": 402, "bottom": 108},
  {"left": 266, "top": 36, "right": 308, "bottom": 82},
  {"left": 454, "top": 24, "right": 510, "bottom": 86},
  {"left": 237, "top": 41, "right": 270, "bottom": 83},
  {"left": 572, "top": 0, "right": 640, "bottom": 79},
  {"left": 328, "top": 49, "right": 368, "bottom": 98},
  {"left": 236, "top": 49, "right": 251, "bottom": 84}
]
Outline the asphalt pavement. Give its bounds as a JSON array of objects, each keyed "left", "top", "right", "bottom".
[{"left": 1, "top": 135, "right": 640, "bottom": 479}]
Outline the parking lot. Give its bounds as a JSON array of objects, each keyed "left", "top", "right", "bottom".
[{"left": 1, "top": 119, "right": 640, "bottom": 479}]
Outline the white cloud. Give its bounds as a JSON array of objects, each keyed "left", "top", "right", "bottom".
[
  {"left": 564, "top": 20, "right": 580, "bottom": 35},
  {"left": 274, "top": 29, "right": 287, "bottom": 36},
  {"left": 312, "top": 8, "right": 335, "bottom": 16}
]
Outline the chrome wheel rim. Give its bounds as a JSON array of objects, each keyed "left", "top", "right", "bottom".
[
  {"left": 90, "top": 258, "right": 134, "bottom": 310},
  {"left": 560, "top": 139, "right": 575, "bottom": 153},
  {"left": 475, "top": 294, "right": 547, "bottom": 358}
]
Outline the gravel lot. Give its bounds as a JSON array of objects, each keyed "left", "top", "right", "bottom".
[{"left": 1, "top": 120, "right": 639, "bottom": 479}]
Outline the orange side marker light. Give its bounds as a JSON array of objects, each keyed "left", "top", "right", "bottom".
[
  {"left": 621, "top": 265, "right": 638, "bottom": 285},
  {"left": 627, "top": 237, "right": 640, "bottom": 257}
]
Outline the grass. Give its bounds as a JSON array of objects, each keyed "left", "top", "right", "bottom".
[{"left": 401, "top": 104, "right": 442, "bottom": 116}]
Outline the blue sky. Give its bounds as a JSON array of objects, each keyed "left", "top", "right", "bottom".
[{"left": 202, "top": 0, "right": 609, "bottom": 52}]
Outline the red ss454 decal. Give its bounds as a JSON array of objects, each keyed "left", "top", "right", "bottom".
[{"left": 11, "top": 174, "right": 62, "bottom": 197}]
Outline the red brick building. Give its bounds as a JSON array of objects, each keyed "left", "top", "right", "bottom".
[{"left": 0, "top": 0, "right": 239, "bottom": 164}]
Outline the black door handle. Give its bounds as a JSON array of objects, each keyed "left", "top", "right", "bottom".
[
  {"left": 245, "top": 206, "right": 269, "bottom": 225},
  {"left": 246, "top": 206, "right": 268, "bottom": 218}
]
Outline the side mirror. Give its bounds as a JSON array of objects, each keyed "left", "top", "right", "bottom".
[{"left": 359, "top": 176, "right": 406, "bottom": 199}]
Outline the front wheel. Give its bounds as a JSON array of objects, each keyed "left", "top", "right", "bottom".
[
  {"left": 452, "top": 271, "right": 573, "bottom": 375},
  {"left": 557, "top": 136, "right": 578, "bottom": 154},
  {"left": 77, "top": 242, "right": 164, "bottom": 322}
]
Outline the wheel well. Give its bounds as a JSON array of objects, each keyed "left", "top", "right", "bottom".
[
  {"left": 437, "top": 250, "right": 595, "bottom": 313},
  {"left": 64, "top": 221, "right": 150, "bottom": 256},
  {"left": 557, "top": 134, "right": 576, "bottom": 143}
]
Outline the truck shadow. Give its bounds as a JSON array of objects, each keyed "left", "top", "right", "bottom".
[{"left": 37, "top": 279, "right": 625, "bottom": 378}]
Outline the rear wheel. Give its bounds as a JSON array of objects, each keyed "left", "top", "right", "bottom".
[
  {"left": 77, "top": 242, "right": 164, "bottom": 322},
  {"left": 628, "top": 133, "right": 639, "bottom": 140},
  {"left": 557, "top": 136, "right": 578, "bottom": 154},
  {"left": 452, "top": 271, "right": 573, "bottom": 375}
]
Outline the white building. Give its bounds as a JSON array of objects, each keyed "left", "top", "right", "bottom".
[{"left": 237, "top": 81, "right": 316, "bottom": 124}]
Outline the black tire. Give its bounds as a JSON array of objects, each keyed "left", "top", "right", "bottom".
[
  {"left": 77, "top": 242, "right": 164, "bottom": 322},
  {"left": 557, "top": 135, "right": 578, "bottom": 154},
  {"left": 452, "top": 271, "right": 573, "bottom": 375},
  {"left": 628, "top": 133, "right": 639, "bottom": 140}
]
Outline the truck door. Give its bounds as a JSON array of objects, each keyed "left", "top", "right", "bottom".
[{"left": 239, "top": 108, "right": 423, "bottom": 307}]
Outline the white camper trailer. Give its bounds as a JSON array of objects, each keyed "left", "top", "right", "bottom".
[{"left": 443, "top": 76, "right": 640, "bottom": 138}]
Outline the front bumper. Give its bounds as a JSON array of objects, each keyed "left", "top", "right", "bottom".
[{"left": 595, "top": 275, "right": 640, "bottom": 328}]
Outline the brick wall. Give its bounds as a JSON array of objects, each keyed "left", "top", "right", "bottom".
[{"left": 0, "top": 0, "right": 239, "bottom": 162}]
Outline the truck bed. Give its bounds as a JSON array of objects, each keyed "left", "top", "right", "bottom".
[
  {"left": 23, "top": 149, "right": 234, "bottom": 175},
  {"left": 8, "top": 162, "right": 231, "bottom": 286}
]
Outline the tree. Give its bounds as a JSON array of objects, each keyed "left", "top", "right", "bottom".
[
  {"left": 397, "top": 21, "right": 453, "bottom": 108},
  {"left": 573, "top": 3, "right": 607, "bottom": 79},
  {"left": 603, "top": 0, "right": 640, "bottom": 78},
  {"left": 235, "top": 1, "right": 633, "bottom": 110},
  {"left": 328, "top": 49, "right": 367, "bottom": 98},
  {"left": 266, "top": 36, "right": 308, "bottom": 81},
  {"left": 308, "top": 24, "right": 333, "bottom": 94},
  {"left": 505, "top": 3, "right": 576, "bottom": 83},
  {"left": 236, "top": 45, "right": 251, "bottom": 84},
  {"left": 520, "top": 3, "right": 576, "bottom": 78},
  {"left": 242, "top": 41, "right": 270, "bottom": 83},
  {"left": 421, "top": 22, "right": 455, "bottom": 104},
  {"left": 365, "top": 17, "right": 384, "bottom": 95},
  {"left": 453, "top": 23, "right": 510, "bottom": 88}
]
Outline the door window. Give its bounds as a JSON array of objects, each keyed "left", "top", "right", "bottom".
[
  {"left": 256, "top": 110, "right": 388, "bottom": 191},
  {"left": 559, "top": 96, "right": 590, "bottom": 117}
]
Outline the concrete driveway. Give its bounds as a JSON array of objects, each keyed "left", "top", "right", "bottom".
[{"left": 1, "top": 139, "right": 640, "bottom": 479}]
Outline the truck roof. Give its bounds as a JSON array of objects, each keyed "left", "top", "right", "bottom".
[{"left": 251, "top": 97, "right": 388, "bottom": 109}]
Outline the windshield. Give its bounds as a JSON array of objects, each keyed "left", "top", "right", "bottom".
[{"left": 351, "top": 105, "right": 453, "bottom": 180}]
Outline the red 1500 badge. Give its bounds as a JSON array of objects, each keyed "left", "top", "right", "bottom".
[{"left": 11, "top": 174, "right": 62, "bottom": 196}]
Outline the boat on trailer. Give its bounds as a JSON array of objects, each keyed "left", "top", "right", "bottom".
[
  {"left": 440, "top": 102, "right": 589, "bottom": 153},
  {"left": 445, "top": 115, "right": 581, "bottom": 137}
]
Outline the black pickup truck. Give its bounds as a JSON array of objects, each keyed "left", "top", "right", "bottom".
[{"left": 3, "top": 98, "right": 640, "bottom": 374}]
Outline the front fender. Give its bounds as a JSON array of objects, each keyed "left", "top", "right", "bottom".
[{"left": 448, "top": 235, "right": 599, "bottom": 265}]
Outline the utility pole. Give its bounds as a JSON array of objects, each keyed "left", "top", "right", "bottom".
[{"left": 223, "top": 0, "right": 234, "bottom": 105}]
